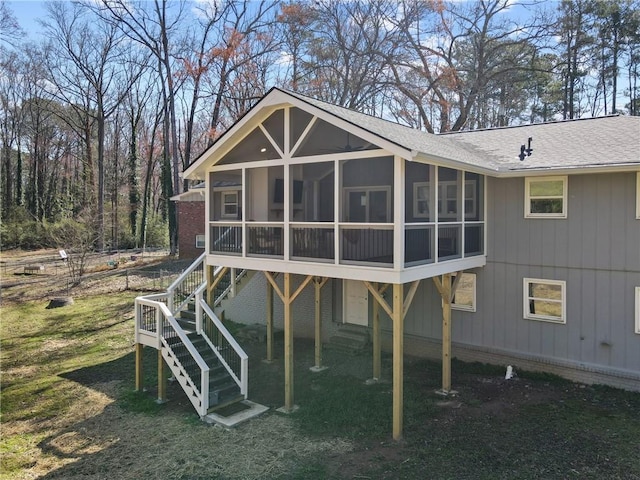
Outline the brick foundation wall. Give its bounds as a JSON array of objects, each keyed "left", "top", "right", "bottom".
[{"left": 177, "top": 201, "right": 205, "bottom": 260}]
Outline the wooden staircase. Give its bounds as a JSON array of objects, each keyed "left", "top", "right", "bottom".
[
  {"left": 173, "top": 303, "right": 243, "bottom": 410},
  {"left": 135, "top": 255, "right": 250, "bottom": 419}
]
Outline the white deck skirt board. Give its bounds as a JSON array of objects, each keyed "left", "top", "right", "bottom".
[{"left": 205, "top": 253, "right": 486, "bottom": 284}]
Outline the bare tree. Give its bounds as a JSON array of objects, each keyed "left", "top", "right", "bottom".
[
  {"left": 42, "top": 2, "right": 144, "bottom": 249},
  {"left": 386, "top": 0, "right": 549, "bottom": 132},
  {"left": 93, "top": 0, "right": 189, "bottom": 254}
]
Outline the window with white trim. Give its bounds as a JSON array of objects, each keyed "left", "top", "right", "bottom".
[
  {"left": 413, "top": 183, "right": 431, "bottom": 218},
  {"left": 635, "top": 287, "right": 640, "bottom": 334},
  {"left": 452, "top": 273, "right": 476, "bottom": 312},
  {"left": 525, "top": 176, "right": 567, "bottom": 218},
  {"left": 343, "top": 186, "right": 391, "bottom": 223},
  {"left": 524, "top": 278, "right": 566, "bottom": 323},
  {"left": 221, "top": 191, "right": 239, "bottom": 219},
  {"left": 195, "top": 234, "right": 205, "bottom": 248}
]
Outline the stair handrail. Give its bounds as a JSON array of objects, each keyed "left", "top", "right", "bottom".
[
  {"left": 213, "top": 268, "right": 247, "bottom": 308},
  {"left": 167, "top": 252, "right": 206, "bottom": 313},
  {"left": 196, "top": 290, "right": 249, "bottom": 397},
  {"left": 156, "top": 299, "right": 211, "bottom": 416}
]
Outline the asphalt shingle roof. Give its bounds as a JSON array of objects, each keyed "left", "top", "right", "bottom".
[{"left": 283, "top": 89, "right": 640, "bottom": 174}]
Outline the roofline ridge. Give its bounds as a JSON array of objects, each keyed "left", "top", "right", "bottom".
[{"left": 439, "top": 114, "right": 625, "bottom": 135}]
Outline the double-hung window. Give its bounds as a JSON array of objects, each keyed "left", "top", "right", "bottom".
[
  {"left": 195, "top": 234, "right": 205, "bottom": 248},
  {"left": 221, "top": 191, "right": 239, "bottom": 219},
  {"left": 524, "top": 278, "right": 566, "bottom": 324},
  {"left": 452, "top": 273, "right": 476, "bottom": 312},
  {"left": 525, "top": 176, "right": 567, "bottom": 218}
]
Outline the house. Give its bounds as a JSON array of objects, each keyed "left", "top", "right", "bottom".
[
  {"left": 171, "top": 184, "right": 206, "bottom": 259},
  {"left": 136, "top": 88, "right": 640, "bottom": 440}
]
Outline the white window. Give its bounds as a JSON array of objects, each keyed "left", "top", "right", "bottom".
[
  {"left": 343, "top": 187, "right": 391, "bottom": 223},
  {"left": 452, "top": 273, "right": 476, "bottom": 312},
  {"left": 636, "top": 172, "right": 639, "bottom": 220},
  {"left": 635, "top": 287, "right": 640, "bottom": 334},
  {"left": 221, "top": 191, "right": 239, "bottom": 219},
  {"left": 524, "top": 278, "right": 566, "bottom": 324},
  {"left": 413, "top": 183, "right": 431, "bottom": 218},
  {"left": 195, "top": 234, "right": 205, "bottom": 248},
  {"left": 525, "top": 176, "right": 567, "bottom": 218}
]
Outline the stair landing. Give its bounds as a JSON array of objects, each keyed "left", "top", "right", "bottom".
[{"left": 204, "top": 400, "right": 269, "bottom": 428}]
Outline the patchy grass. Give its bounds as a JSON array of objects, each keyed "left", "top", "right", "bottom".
[{"left": 1, "top": 283, "right": 640, "bottom": 480}]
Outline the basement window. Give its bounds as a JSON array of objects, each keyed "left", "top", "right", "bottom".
[
  {"left": 452, "top": 273, "right": 476, "bottom": 312},
  {"left": 524, "top": 278, "right": 566, "bottom": 324},
  {"left": 525, "top": 176, "right": 567, "bottom": 218}
]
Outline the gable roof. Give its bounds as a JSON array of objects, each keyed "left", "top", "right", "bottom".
[{"left": 183, "top": 88, "right": 640, "bottom": 180}]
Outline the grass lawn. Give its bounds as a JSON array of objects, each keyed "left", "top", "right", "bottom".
[{"left": 2, "top": 289, "right": 640, "bottom": 479}]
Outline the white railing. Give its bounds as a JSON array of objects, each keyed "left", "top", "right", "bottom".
[
  {"left": 134, "top": 256, "right": 250, "bottom": 414},
  {"left": 194, "top": 283, "right": 248, "bottom": 397},
  {"left": 213, "top": 268, "right": 248, "bottom": 308},
  {"left": 167, "top": 252, "right": 206, "bottom": 313},
  {"left": 134, "top": 296, "right": 211, "bottom": 416}
]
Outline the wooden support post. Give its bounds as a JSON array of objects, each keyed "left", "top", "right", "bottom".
[
  {"left": 392, "top": 283, "right": 404, "bottom": 441},
  {"left": 207, "top": 266, "right": 229, "bottom": 306},
  {"left": 206, "top": 265, "right": 215, "bottom": 306},
  {"left": 157, "top": 350, "right": 167, "bottom": 403},
  {"left": 264, "top": 272, "right": 313, "bottom": 411},
  {"left": 372, "top": 282, "right": 381, "bottom": 380},
  {"left": 283, "top": 273, "right": 294, "bottom": 411},
  {"left": 312, "top": 277, "right": 329, "bottom": 371},
  {"left": 135, "top": 343, "right": 143, "bottom": 391},
  {"left": 266, "top": 277, "right": 274, "bottom": 362},
  {"left": 441, "top": 273, "right": 452, "bottom": 393}
]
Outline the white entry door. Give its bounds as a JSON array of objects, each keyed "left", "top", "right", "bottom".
[{"left": 343, "top": 280, "right": 369, "bottom": 326}]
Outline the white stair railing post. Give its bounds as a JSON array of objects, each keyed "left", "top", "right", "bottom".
[
  {"left": 195, "top": 288, "right": 203, "bottom": 335},
  {"left": 230, "top": 268, "right": 237, "bottom": 298},
  {"left": 241, "top": 357, "right": 248, "bottom": 397},
  {"left": 155, "top": 305, "right": 162, "bottom": 349},
  {"left": 167, "top": 288, "right": 175, "bottom": 313},
  {"left": 201, "top": 369, "right": 210, "bottom": 417}
]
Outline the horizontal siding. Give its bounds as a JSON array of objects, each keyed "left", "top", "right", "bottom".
[{"left": 402, "top": 171, "right": 640, "bottom": 376}]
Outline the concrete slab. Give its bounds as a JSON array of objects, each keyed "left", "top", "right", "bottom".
[
  {"left": 204, "top": 400, "right": 269, "bottom": 428},
  {"left": 276, "top": 404, "right": 299, "bottom": 414}
]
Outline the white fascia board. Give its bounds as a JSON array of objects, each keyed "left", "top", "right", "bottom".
[
  {"left": 205, "top": 254, "right": 486, "bottom": 284},
  {"left": 498, "top": 163, "right": 640, "bottom": 178},
  {"left": 183, "top": 92, "right": 288, "bottom": 181},
  {"left": 411, "top": 151, "right": 499, "bottom": 176}
]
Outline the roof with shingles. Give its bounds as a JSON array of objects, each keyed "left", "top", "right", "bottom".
[
  {"left": 442, "top": 115, "right": 640, "bottom": 172},
  {"left": 184, "top": 88, "right": 640, "bottom": 180},
  {"left": 282, "top": 89, "right": 640, "bottom": 173}
]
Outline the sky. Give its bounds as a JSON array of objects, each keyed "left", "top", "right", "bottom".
[
  {"left": 8, "top": 0, "right": 548, "bottom": 41},
  {"left": 8, "top": 0, "right": 48, "bottom": 38}
]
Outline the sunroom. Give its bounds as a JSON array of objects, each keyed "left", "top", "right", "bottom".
[
  {"left": 201, "top": 104, "right": 486, "bottom": 283},
  {"left": 182, "top": 88, "right": 488, "bottom": 440}
]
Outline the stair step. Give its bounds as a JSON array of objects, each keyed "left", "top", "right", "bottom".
[
  {"left": 179, "top": 309, "right": 196, "bottom": 321},
  {"left": 209, "top": 382, "right": 241, "bottom": 407},
  {"left": 208, "top": 392, "right": 245, "bottom": 412},
  {"left": 327, "top": 325, "right": 371, "bottom": 355}
]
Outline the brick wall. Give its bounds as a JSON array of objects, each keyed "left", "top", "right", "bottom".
[{"left": 177, "top": 201, "right": 205, "bottom": 259}]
